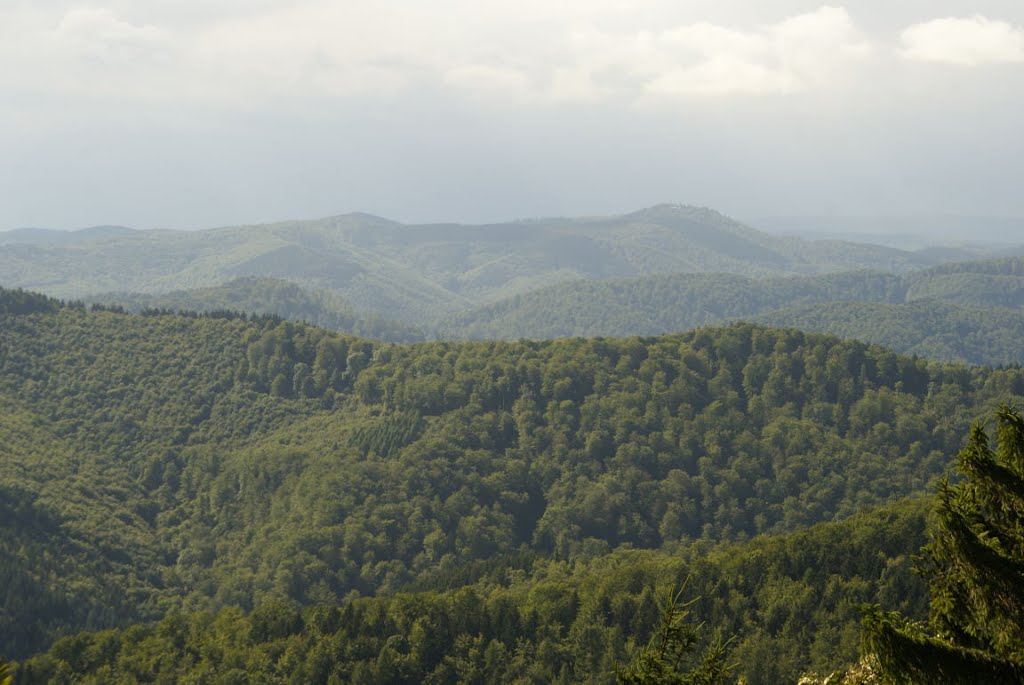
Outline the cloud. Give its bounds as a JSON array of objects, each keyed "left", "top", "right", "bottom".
[
  {"left": 546, "top": 66, "right": 612, "bottom": 104},
  {"left": 644, "top": 57, "right": 801, "bottom": 98},
  {"left": 444, "top": 65, "right": 536, "bottom": 103},
  {"left": 151, "top": 3, "right": 431, "bottom": 103},
  {"left": 901, "top": 16, "right": 1024, "bottom": 66},
  {"left": 0, "top": 3, "right": 874, "bottom": 109},
  {"left": 53, "top": 7, "right": 172, "bottom": 63},
  {"left": 556, "top": 6, "right": 873, "bottom": 100},
  {"left": 0, "top": 6, "right": 178, "bottom": 102}
]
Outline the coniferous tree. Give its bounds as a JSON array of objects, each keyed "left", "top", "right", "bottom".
[
  {"left": 616, "top": 586, "right": 732, "bottom": 685},
  {"left": 861, "top": 405, "right": 1024, "bottom": 683}
]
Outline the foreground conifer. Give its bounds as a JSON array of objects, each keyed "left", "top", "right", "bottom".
[{"left": 861, "top": 405, "right": 1024, "bottom": 683}]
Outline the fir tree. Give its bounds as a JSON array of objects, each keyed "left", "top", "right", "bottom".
[
  {"left": 861, "top": 405, "right": 1024, "bottom": 683},
  {"left": 616, "top": 585, "right": 732, "bottom": 685}
]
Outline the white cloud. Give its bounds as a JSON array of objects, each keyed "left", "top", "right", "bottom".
[
  {"left": 772, "top": 6, "right": 873, "bottom": 78},
  {"left": 185, "top": 5, "right": 413, "bottom": 101},
  {"left": 566, "top": 6, "right": 872, "bottom": 100},
  {"left": 0, "top": 6, "right": 178, "bottom": 102},
  {"left": 645, "top": 57, "right": 801, "bottom": 98},
  {"left": 901, "top": 16, "right": 1024, "bottom": 66},
  {"left": 444, "top": 65, "right": 536, "bottom": 103},
  {"left": 546, "top": 66, "right": 612, "bottom": 104},
  {"left": 0, "top": 3, "right": 875, "bottom": 109},
  {"left": 53, "top": 7, "right": 172, "bottom": 62}
]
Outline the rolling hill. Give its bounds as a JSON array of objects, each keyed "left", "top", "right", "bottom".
[
  {"left": 751, "top": 300, "right": 1024, "bottom": 367},
  {"left": 0, "top": 205, "right": 1006, "bottom": 325},
  {"left": 3, "top": 288, "right": 1024, "bottom": 681},
  {"left": 86, "top": 277, "right": 425, "bottom": 343},
  {"left": 442, "top": 257, "right": 1024, "bottom": 366}
]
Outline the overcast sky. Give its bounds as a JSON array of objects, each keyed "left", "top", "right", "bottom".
[{"left": 2, "top": 1, "right": 1023, "bottom": 230}]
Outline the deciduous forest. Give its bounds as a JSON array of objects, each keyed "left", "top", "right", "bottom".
[{"left": 2, "top": 286, "right": 1022, "bottom": 682}]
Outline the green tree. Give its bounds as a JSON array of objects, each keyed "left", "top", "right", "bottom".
[
  {"left": 616, "top": 586, "right": 731, "bottom": 685},
  {"left": 860, "top": 405, "right": 1024, "bottom": 683}
]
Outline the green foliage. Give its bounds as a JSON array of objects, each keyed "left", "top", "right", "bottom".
[
  {"left": 615, "top": 586, "right": 731, "bottom": 685},
  {"left": 0, "top": 287, "right": 60, "bottom": 315},
  {"left": 2, "top": 290, "right": 1022, "bottom": 679},
  {"left": 860, "top": 406, "right": 1024, "bottom": 683},
  {"left": 16, "top": 499, "right": 932, "bottom": 684},
  {"left": 755, "top": 300, "right": 1024, "bottom": 366},
  {"left": 349, "top": 410, "right": 424, "bottom": 457},
  {"left": 860, "top": 608, "right": 1022, "bottom": 684},
  {"left": 442, "top": 258, "right": 1024, "bottom": 366}
]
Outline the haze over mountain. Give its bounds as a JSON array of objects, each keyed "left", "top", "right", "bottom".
[
  {"left": 0, "top": 205, "right": 1014, "bottom": 326},
  {"left": 439, "top": 256, "right": 1024, "bottom": 366},
  {"left": 88, "top": 277, "right": 426, "bottom": 343},
  {"left": 750, "top": 215, "right": 1024, "bottom": 249}
]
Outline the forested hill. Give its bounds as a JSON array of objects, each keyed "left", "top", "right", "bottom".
[
  {"left": 16, "top": 498, "right": 931, "bottom": 685},
  {"left": 87, "top": 277, "right": 425, "bottom": 343},
  {"left": 440, "top": 271, "right": 904, "bottom": 340},
  {"left": 3, "top": 288, "right": 1024, "bottom": 680},
  {"left": 441, "top": 257, "right": 1024, "bottom": 365},
  {"left": 0, "top": 205, "right": 1003, "bottom": 324},
  {"left": 752, "top": 300, "right": 1024, "bottom": 367}
]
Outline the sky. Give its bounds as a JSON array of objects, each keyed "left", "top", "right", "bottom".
[{"left": 2, "top": 1, "right": 1024, "bottom": 231}]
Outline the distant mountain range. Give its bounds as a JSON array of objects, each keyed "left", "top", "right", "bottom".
[
  {"left": 3, "top": 205, "right": 1023, "bottom": 365},
  {"left": 1, "top": 205, "right": 1011, "bottom": 324},
  {"left": 751, "top": 214, "right": 1024, "bottom": 249}
]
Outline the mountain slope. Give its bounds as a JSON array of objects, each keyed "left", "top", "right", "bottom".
[
  {"left": 15, "top": 497, "right": 931, "bottom": 685},
  {"left": 443, "top": 257, "right": 1024, "bottom": 365},
  {"left": 752, "top": 300, "right": 1024, "bottom": 367},
  {"left": 440, "top": 270, "right": 906, "bottom": 340},
  {"left": 88, "top": 277, "right": 425, "bottom": 342},
  {"left": 905, "top": 256, "right": 1024, "bottom": 308},
  {"left": 3, "top": 288, "right": 1023, "bottom": 663},
  {"left": 0, "top": 205, "right": 1002, "bottom": 324}
]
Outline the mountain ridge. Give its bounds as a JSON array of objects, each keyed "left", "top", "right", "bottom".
[
  {"left": 440, "top": 256, "right": 1024, "bottom": 365},
  {"left": 2, "top": 205, "right": 1012, "bottom": 325}
]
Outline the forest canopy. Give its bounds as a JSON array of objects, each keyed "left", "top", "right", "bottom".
[{"left": 1, "top": 287, "right": 1022, "bottom": 682}]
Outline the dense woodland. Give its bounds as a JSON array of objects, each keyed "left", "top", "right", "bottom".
[
  {"left": 3, "top": 286, "right": 1024, "bottom": 682},
  {"left": 64, "top": 256, "right": 1024, "bottom": 369},
  {"left": 15, "top": 500, "right": 929, "bottom": 684},
  {"left": 442, "top": 258, "right": 1024, "bottom": 366}
]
